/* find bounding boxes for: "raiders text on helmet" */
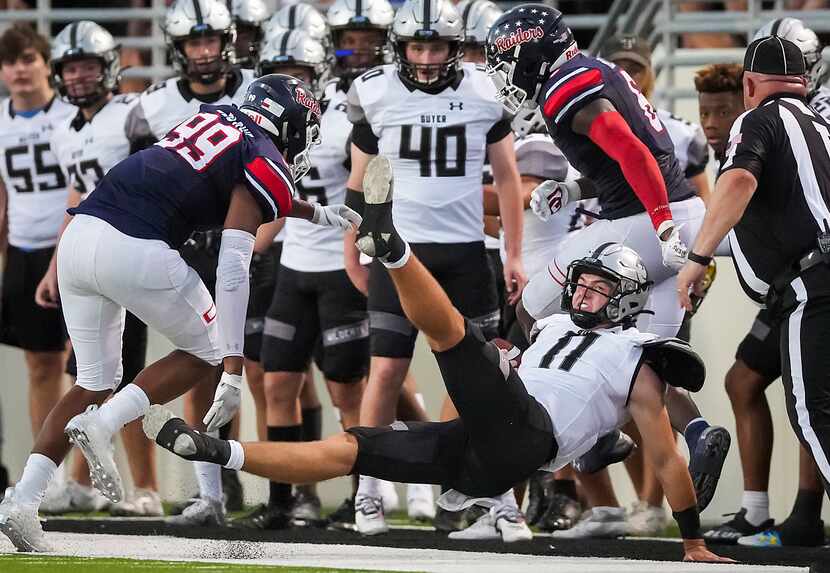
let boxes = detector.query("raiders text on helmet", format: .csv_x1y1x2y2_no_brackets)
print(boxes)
51,21,121,107
485,3,576,114
164,0,237,85
753,17,828,95
562,243,652,329
258,29,328,95
391,0,465,90
240,73,322,182
228,0,269,68
327,0,394,83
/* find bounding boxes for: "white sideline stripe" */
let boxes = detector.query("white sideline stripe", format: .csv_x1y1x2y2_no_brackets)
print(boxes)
7,532,806,573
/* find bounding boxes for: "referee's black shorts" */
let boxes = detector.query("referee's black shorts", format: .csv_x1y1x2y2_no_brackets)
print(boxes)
367,242,499,358
348,321,557,497
0,244,67,352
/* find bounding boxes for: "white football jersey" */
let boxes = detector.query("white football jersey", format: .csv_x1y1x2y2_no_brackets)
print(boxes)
518,314,656,471
657,108,708,179
0,96,76,249
125,68,256,143
348,63,507,243
810,85,830,123
281,82,350,272
51,94,139,198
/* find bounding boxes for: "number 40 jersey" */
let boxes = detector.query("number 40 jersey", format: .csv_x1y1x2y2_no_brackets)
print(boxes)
348,63,511,244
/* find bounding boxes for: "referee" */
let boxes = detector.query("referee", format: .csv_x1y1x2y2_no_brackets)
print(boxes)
677,36,830,496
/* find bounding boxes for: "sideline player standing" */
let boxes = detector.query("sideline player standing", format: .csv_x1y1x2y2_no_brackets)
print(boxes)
0,24,76,510
36,21,162,518
125,0,256,525
678,36,830,507
344,0,525,535
145,155,733,564
0,74,359,553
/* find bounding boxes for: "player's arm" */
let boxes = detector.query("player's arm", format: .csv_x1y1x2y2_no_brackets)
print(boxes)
0,178,7,255
34,184,83,308
488,132,526,304
571,98,674,238
689,172,711,205
629,365,734,563
124,100,157,153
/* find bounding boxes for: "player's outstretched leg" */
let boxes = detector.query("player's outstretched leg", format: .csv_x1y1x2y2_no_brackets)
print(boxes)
143,405,358,485
356,156,465,353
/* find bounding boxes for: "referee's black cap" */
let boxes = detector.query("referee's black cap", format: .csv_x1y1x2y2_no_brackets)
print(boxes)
744,36,806,76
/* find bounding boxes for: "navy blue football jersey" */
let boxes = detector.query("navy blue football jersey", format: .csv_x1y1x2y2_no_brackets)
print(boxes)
537,54,693,219
71,104,295,248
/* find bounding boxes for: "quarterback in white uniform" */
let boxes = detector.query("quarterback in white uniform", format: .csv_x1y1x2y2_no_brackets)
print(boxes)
35,21,162,518
0,24,75,509
126,0,257,526
145,163,734,564
343,0,525,535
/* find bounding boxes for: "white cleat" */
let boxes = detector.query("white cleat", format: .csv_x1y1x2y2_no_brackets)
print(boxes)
551,506,629,539
627,501,668,536
0,488,51,552
377,479,400,513
166,497,224,527
65,407,124,504
38,482,73,515
355,494,388,536
110,488,164,517
406,483,436,522
448,509,500,540
449,505,533,543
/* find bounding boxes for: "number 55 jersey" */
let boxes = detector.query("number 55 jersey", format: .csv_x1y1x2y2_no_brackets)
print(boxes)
70,104,295,248
348,62,511,243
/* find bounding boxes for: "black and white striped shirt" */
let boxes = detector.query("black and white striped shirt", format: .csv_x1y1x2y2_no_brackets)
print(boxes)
720,93,830,304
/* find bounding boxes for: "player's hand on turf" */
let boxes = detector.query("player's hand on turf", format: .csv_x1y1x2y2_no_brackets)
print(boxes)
659,224,688,271
204,372,243,432
530,180,576,221
676,259,709,313
504,257,527,306
35,268,60,309
311,204,362,230
682,539,736,563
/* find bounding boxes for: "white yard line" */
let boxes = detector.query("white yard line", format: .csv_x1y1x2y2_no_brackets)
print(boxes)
1,532,808,573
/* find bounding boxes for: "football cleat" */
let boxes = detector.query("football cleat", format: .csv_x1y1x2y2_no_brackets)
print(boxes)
355,494,388,535
689,425,731,512
65,406,124,504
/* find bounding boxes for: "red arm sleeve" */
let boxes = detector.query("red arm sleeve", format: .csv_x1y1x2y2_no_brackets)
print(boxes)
587,110,673,232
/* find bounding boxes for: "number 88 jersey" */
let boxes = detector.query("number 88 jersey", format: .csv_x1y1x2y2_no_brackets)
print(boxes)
348,63,509,244
0,97,76,249
538,54,693,221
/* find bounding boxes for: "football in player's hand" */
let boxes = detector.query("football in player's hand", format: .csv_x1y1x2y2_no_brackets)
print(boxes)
492,338,522,368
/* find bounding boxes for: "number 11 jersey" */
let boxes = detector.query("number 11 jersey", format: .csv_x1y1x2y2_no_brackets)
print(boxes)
348,63,510,244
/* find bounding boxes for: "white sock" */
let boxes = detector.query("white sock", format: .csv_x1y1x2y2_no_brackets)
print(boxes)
358,475,381,498
742,490,770,526
495,489,518,510
224,440,245,471
194,461,223,502
96,384,150,435
381,241,411,269
15,454,57,506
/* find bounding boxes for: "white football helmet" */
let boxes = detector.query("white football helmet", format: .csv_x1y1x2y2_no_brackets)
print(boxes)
228,0,269,68
164,0,236,84
264,3,330,54
51,21,120,106
258,29,328,95
327,0,394,82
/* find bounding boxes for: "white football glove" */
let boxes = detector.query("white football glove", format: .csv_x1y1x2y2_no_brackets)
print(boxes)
311,203,362,230
203,372,243,432
659,223,689,272
530,179,580,222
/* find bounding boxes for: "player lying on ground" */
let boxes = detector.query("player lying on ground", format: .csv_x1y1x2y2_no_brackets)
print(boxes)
145,156,732,563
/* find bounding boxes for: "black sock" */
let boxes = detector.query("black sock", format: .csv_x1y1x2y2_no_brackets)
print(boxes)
219,418,233,440
788,488,824,525
266,425,302,508
301,407,323,442
555,479,578,501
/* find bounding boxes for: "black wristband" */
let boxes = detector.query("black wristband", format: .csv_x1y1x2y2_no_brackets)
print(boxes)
687,251,712,266
673,507,702,539
345,188,365,217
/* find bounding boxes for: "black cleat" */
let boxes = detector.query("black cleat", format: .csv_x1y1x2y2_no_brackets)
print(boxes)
326,497,356,531
525,471,551,526
538,493,582,532
689,425,731,512
433,506,466,533
572,430,636,474
292,491,322,526
230,503,293,530
356,156,407,265
222,468,244,512
703,508,773,544
142,405,231,466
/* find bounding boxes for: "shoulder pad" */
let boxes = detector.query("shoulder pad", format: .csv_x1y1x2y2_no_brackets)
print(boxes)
112,93,139,105
641,338,705,392
144,80,167,95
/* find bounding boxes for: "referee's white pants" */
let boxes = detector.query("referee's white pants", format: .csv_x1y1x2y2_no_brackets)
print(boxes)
58,215,221,392
522,196,706,338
